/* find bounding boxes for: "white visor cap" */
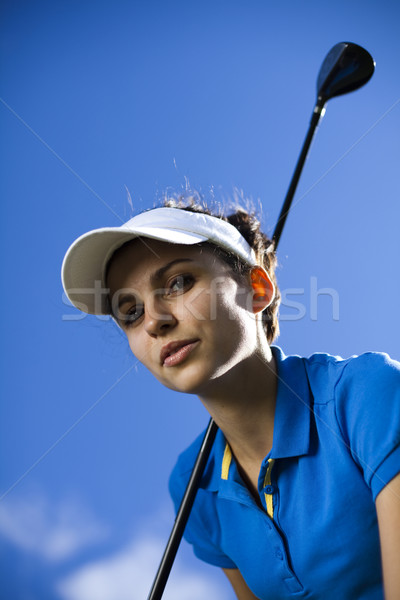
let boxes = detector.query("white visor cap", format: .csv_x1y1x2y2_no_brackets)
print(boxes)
61,207,258,315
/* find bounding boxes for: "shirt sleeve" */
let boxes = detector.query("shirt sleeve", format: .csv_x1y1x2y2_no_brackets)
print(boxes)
334,352,400,500
168,458,237,569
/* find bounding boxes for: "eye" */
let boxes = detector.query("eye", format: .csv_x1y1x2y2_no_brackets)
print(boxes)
166,274,195,295
120,304,144,328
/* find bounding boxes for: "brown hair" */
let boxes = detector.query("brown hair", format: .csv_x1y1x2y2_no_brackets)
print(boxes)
162,195,280,343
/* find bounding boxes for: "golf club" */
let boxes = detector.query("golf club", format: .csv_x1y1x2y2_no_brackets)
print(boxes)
273,41,375,246
147,41,375,600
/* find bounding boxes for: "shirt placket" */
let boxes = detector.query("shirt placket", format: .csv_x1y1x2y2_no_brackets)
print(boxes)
257,457,304,595
260,458,276,518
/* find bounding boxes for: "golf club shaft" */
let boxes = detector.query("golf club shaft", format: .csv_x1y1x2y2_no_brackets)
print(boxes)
146,101,324,597
147,418,219,600
273,99,325,247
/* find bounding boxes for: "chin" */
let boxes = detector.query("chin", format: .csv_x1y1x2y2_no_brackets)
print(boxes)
156,365,212,396
160,377,205,396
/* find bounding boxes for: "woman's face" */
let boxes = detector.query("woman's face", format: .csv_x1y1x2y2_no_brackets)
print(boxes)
107,238,260,396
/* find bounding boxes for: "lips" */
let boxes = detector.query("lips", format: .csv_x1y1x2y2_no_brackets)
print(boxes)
160,339,199,367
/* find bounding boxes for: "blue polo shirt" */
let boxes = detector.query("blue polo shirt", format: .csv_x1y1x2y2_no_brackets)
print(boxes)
169,347,400,599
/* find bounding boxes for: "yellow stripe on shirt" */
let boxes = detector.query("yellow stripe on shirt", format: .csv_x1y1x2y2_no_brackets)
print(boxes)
263,459,275,519
221,443,232,480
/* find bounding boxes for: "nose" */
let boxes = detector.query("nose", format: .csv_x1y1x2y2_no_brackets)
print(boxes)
144,297,177,338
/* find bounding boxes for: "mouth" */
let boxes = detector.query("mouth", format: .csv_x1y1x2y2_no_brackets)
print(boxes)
160,339,200,367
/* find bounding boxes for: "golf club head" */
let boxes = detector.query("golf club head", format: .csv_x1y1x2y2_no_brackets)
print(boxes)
317,42,375,105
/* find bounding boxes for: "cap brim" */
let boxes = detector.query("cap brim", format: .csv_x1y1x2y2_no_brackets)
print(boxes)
61,225,207,315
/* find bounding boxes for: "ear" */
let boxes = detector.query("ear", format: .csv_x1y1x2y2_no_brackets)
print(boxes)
249,266,275,313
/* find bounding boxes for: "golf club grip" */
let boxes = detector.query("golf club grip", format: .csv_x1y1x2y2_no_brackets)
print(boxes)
273,102,325,247
147,418,219,600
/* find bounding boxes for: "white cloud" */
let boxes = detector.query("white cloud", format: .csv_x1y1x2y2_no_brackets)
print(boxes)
0,492,108,562
57,534,232,600
0,493,232,599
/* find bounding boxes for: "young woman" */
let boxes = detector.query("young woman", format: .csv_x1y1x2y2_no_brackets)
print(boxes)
62,199,400,600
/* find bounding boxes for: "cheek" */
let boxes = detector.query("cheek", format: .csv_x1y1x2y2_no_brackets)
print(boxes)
215,282,251,323
177,287,213,321
214,287,257,347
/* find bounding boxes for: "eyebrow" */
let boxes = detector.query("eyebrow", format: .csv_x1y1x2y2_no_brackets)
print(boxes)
150,258,194,286
116,258,194,310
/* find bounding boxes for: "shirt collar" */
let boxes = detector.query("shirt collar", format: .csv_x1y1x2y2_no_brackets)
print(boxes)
269,346,312,460
200,346,312,492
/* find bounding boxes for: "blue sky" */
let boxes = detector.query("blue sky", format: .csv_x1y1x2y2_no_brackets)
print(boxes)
1,1,399,598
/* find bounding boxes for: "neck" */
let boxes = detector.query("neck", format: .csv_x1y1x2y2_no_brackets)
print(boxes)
198,345,277,467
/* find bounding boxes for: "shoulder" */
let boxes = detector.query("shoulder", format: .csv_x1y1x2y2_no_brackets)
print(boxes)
303,349,400,438
302,349,400,404
332,351,400,445
330,350,400,415
301,349,400,499
317,350,400,498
